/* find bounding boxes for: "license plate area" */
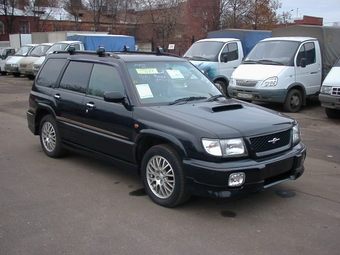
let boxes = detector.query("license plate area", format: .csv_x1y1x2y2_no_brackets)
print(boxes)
237,93,253,99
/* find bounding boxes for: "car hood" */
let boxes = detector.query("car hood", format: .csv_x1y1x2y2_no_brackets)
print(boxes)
139,99,293,138
5,56,24,64
322,66,340,86
20,56,39,65
232,64,287,80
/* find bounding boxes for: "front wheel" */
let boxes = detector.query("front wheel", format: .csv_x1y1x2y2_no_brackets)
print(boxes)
325,108,340,119
214,80,228,95
141,144,190,207
39,115,67,158
283,89,302,112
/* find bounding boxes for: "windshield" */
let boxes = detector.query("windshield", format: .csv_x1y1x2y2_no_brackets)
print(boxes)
47,43,69,54
126,60,223,105
183,41,224,61
29,45,52,56
15,46,33,56
245,40,300,66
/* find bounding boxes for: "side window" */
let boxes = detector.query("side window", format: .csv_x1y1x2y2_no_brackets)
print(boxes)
36,59,67,87
59,61,93,93
297,42,316,66
304,42,316,65
220,42,238,62
88,64,124,97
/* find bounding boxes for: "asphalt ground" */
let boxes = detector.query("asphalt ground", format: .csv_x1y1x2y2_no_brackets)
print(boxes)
0,74,339,255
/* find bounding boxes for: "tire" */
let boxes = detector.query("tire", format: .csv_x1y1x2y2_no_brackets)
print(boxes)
283,89,302,112
27,74,35,80
325,108,340,119
39,115,67,158
13,73,20,77
214,80,228,95
141,144,190,207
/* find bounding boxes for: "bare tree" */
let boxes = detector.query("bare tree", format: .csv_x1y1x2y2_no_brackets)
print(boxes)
61,0,85,30
0,0,24,34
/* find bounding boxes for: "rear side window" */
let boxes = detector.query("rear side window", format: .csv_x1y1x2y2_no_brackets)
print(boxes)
59,61,93,93
36,59,67,87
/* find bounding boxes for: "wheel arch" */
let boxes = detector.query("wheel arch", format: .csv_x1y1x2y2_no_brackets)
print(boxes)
33,104,57,134
286,83,307,106
135,130,187,175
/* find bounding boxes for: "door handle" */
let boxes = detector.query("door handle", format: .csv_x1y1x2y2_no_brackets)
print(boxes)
54,94,61,99
86,102,95,108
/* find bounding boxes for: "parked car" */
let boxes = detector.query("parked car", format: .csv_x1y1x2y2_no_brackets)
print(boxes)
0,47,16,75
19,43,53,80
4,44,38,77
31,41,85,77
27,47,306,207
319,58,340,118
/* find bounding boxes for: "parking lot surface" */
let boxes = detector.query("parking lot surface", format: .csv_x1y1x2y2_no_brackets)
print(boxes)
0,75,339,255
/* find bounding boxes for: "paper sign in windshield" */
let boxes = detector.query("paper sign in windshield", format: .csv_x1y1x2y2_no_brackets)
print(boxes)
166,69,184,79
136,84,153,99
136,68,158,74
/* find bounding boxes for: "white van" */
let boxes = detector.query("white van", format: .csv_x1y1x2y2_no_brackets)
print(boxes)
228,37,322,112
319,58,340,118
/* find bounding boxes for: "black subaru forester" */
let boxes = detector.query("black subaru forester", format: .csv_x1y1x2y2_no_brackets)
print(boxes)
27,48,306,207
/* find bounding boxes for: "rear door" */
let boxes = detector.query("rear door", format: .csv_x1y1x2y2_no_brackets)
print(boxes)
52,60,93,144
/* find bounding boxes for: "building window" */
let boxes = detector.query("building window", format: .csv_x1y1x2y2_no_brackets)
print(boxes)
202,11,208,19
19,21,30,34
0,21,4,34
54,25,62,31
193,11,198,17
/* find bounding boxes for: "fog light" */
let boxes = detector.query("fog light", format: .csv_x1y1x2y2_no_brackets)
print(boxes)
229,172,245,187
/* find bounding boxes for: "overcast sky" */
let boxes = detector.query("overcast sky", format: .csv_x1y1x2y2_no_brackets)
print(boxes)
278,0,340,25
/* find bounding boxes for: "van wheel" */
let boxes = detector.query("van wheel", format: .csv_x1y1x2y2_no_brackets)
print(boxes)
141,144,190,207
283,89,302,112
214,80,228,95
325,108,340,119
39,115,67,158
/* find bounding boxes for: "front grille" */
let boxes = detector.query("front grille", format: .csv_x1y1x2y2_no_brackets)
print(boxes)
236,80,257,87
20,64,27,68
331,87,340,96
248,129,291,157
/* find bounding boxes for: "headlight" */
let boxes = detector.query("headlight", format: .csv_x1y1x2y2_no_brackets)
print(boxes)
229,78,234,86
12,64,18,67
202,138,248,157
261,76,278,87
320,85,332,94
292,124,301,146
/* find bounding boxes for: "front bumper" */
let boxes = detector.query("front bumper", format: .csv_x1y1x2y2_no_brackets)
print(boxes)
183,143,306,198
319,93,340,110
228,87,287,103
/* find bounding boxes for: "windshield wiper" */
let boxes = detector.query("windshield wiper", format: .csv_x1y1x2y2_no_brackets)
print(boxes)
258,59,284,65
205,94,226,102
169,96,207,105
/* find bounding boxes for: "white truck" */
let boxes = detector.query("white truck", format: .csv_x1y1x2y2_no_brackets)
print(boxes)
183,29,271,94
319,58,340,118
228,25,340,112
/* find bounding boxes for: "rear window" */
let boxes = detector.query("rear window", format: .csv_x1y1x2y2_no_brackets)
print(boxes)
36,59,67,87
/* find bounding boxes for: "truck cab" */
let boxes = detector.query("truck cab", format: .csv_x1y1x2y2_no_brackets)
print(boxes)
228,37,322,112
183,38,244,94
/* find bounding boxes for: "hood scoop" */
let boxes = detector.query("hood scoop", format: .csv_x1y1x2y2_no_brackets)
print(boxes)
200,104,243,113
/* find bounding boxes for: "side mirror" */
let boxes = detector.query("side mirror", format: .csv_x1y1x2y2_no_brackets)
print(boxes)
103,91,125,103
300,58,306,68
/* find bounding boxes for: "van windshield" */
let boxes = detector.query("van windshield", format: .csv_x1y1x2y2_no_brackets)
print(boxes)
183,41,224,61
244,40,300,66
